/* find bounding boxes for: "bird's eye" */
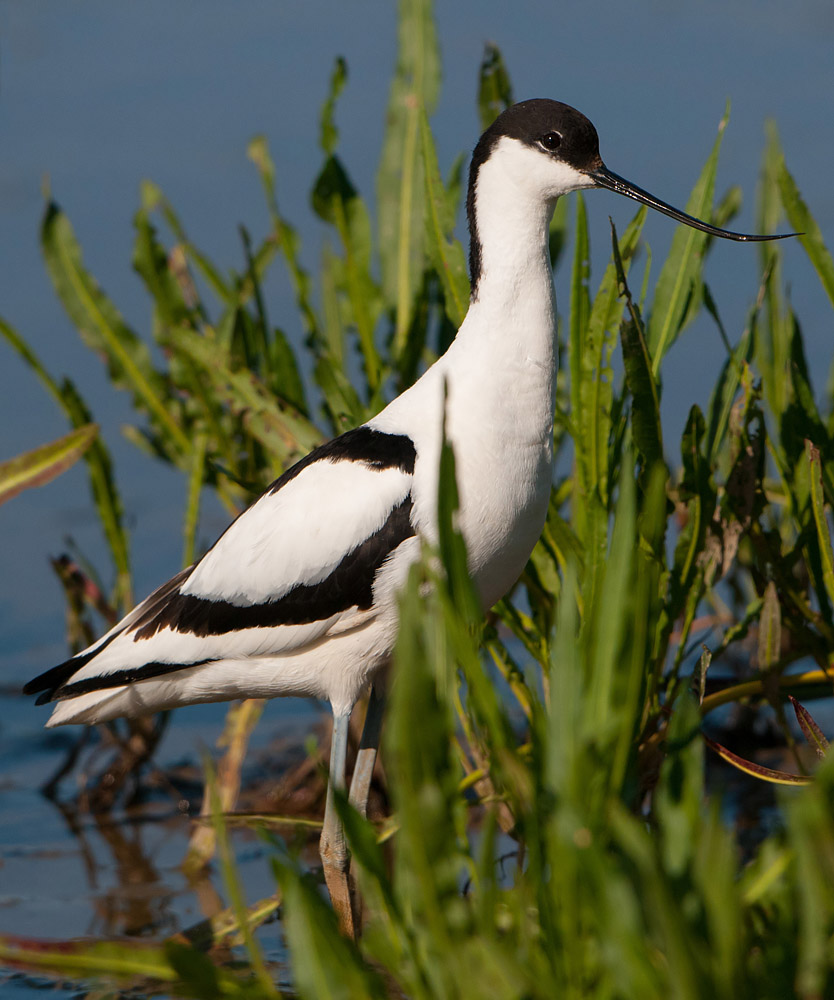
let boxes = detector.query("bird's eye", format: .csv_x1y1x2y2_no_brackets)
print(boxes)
539,131,562,151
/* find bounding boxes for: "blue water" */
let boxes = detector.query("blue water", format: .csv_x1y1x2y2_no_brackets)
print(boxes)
0,1,833,990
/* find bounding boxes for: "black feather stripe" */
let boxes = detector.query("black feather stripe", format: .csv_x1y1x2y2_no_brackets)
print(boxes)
267,426,416,496
50,658,216,701
134,495,416,640
23,567,193,700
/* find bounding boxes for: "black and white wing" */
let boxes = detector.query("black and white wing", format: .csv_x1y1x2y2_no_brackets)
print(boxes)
24,427,417,717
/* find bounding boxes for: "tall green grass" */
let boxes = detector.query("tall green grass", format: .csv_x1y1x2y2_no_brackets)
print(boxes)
3,0,834,995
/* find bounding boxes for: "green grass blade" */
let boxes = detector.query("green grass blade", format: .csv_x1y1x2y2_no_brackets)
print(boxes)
569,192,591,433
314,351,369,431
206,762,281,998
133,200,197,331
273,853,386,1000
582,458,636,742
313,153,383,393
0,935,182,983
775,137,834,309
755,124,793,423
0,316,75,410
419,106,470,329
41,201,189,456
320,243,346,367
238,225,274,376
705,319,753,462
248,135,321,343
477,42,513,130
376,0,440,353
669,406,713,629
319,56,348,156
0,424,97,507
312,59,384,394
611,221,663,474
806,439,834,612
0,317,132,605
173,326,322,471
140,180,233,305
647,103,729,373
577,205,646,510
182,431,207,568
786,757,834,998
758,581,781,670
269,326,308,416
59,381,133,608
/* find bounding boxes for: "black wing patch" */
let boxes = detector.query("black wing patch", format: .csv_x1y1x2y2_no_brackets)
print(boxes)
267,426,416,496
23,567,193,702
134,496,415,639
49,657,217,701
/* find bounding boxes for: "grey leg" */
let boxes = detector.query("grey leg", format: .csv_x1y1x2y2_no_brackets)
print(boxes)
320,709,356,936
320,686,386,937
348,683,385,818
345,682,386,932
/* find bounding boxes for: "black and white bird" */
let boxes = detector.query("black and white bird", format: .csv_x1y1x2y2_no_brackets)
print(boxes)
24,99,787,930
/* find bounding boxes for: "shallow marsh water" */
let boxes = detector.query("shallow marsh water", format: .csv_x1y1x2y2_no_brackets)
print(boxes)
0,694,324,996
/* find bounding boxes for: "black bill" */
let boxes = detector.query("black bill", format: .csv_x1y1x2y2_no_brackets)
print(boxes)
590,164,795,242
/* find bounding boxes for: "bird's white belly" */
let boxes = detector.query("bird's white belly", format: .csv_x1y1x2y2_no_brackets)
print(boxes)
388,345,555,612
456,431,552,608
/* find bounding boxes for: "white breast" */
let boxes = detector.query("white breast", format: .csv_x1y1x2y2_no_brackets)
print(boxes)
371,284,556,611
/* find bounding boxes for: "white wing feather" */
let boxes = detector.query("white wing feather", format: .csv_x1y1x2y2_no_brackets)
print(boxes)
183,460,411,603
43,454,414,691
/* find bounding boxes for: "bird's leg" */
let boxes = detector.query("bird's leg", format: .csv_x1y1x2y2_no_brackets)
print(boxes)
320,686,386,936
320,709,357,936
345,682,385,930
348,682,385,818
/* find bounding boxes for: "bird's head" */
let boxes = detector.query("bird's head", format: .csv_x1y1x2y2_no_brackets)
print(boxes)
467,97,794,242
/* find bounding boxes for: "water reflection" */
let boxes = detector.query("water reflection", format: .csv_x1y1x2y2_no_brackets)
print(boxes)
0,695,321,965
50,798,188,938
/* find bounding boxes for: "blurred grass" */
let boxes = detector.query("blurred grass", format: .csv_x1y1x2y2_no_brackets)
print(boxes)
3,0,834,996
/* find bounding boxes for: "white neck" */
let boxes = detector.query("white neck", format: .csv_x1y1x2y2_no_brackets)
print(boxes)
370,139,562,605
455,137,557,374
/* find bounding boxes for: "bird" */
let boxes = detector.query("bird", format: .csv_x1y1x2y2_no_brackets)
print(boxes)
24,99,789,934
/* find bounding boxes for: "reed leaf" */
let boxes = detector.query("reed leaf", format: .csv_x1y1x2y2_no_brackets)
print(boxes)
647,102,729,372
0,424,97,507
704,735,811,786
774,133,834,309
419,107,470,330
140,180,234,305
612,221,663,476
41,201,190,456
806,439,834,613
247,135,321,344
172,326,322,471
790,696,830,760
477,42,513,131
376,0,440,353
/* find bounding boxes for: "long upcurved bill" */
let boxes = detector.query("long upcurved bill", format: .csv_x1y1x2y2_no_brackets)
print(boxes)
590,164,796,242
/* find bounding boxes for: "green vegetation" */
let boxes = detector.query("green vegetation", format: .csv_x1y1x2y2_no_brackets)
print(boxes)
3,0,834,996
0,423,97,507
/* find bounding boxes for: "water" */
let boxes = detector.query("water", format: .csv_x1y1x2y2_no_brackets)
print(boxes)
0,691,318,993
1,1,833,992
